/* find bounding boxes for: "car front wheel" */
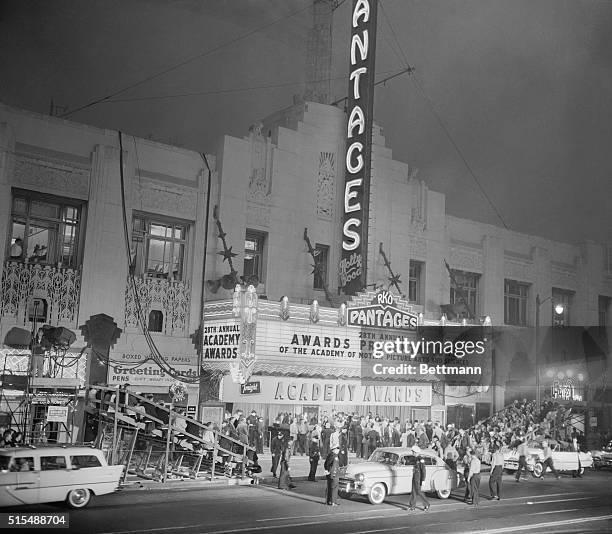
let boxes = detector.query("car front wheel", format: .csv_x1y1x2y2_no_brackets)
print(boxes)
437,488,451,499
367,482,387,505
532,462,543,478
66,488,92,508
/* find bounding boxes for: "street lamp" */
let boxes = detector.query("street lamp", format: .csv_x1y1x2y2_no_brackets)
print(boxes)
535,294,564,410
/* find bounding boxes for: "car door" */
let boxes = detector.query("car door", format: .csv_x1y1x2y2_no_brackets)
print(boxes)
421,455,442,491
394,455,415,494
3,454,40,505
552,447,577,471
38,454,69,504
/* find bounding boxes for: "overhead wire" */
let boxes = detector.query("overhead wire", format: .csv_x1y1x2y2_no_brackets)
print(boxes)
60,1,313,119
379,1,509,231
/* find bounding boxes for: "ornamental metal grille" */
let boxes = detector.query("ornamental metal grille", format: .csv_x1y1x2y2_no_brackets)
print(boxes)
124,275,191,336
1,261,81,326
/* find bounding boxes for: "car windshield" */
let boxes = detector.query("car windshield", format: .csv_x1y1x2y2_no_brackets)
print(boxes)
369,451,399,465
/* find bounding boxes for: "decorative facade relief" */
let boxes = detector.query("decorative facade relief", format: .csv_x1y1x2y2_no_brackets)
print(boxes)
124,276,191,336
132,177,197,218
408,170,427,231
504,259,531,281
449,246,483,272
247,123,273,202
317,151,335,219
0,261,81,327
13,155,89,198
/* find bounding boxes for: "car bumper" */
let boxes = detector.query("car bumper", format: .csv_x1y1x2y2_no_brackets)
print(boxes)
338,478,368,495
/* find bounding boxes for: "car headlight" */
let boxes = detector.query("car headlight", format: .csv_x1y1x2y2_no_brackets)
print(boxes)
355,473,365,482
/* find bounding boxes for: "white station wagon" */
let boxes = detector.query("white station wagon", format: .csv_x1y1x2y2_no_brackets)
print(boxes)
0,446,123,508
339,447,459,505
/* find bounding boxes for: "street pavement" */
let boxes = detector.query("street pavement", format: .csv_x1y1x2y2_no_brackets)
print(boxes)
5,467,612,533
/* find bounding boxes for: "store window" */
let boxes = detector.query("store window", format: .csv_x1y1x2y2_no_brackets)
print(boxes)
504,279,529,326
131,215,187,281
552,288,573,326
408,261,424,304
8,190,83,268
244,230,266,285
449,270,480,316
313,244,329,290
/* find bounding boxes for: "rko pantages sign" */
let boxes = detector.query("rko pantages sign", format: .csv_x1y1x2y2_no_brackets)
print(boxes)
348,290,418,330
339,0,378,295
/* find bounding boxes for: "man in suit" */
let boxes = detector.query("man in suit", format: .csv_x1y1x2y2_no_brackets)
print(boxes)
270,430,284,478
467,449,482,506
308,438,321,481
278,440,296,490
408,445,430,512
324,445,341,506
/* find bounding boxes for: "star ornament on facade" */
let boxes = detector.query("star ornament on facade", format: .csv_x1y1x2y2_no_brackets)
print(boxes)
218,247,237,262
388,273,402,286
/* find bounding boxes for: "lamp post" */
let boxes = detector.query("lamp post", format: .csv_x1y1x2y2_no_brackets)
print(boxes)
535,294,565,410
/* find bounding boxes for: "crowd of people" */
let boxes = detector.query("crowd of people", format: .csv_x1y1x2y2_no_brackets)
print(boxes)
246,397,596,508
0,427,24,448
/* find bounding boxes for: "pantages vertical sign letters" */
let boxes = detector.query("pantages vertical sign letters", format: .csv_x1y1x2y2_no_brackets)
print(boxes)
340,0,378,295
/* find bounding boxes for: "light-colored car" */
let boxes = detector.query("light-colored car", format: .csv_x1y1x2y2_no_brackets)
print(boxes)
338,447,459,505
0,446,123,508
591,442,612,469
503,440,593,478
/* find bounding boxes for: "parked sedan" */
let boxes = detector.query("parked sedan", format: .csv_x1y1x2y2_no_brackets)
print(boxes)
504,439,593,478
338,447,459,505
587,441,612,470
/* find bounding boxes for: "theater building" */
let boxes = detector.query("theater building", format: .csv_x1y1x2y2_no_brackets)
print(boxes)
0,96,611,433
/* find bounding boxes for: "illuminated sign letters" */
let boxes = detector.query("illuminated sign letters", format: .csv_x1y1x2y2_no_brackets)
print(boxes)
340,0,378,295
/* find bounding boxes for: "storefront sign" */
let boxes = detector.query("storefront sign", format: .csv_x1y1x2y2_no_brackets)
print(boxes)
47,406,69,423
240,381,261,395
225,376,431,407
202,322,240,359
108,352,199,386
340,0,378,295
347,290,418,330
551,378,582,401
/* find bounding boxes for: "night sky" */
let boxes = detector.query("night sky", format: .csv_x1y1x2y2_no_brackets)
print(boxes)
1,0,610,245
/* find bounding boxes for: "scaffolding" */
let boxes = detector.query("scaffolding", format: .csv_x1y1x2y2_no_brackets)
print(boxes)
84,386,257,483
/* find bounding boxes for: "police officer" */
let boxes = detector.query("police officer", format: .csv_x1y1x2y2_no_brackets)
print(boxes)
408,445,430,512
324,445,341,506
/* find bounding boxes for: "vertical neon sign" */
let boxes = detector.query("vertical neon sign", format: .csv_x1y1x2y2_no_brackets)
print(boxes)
339,0,378,295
